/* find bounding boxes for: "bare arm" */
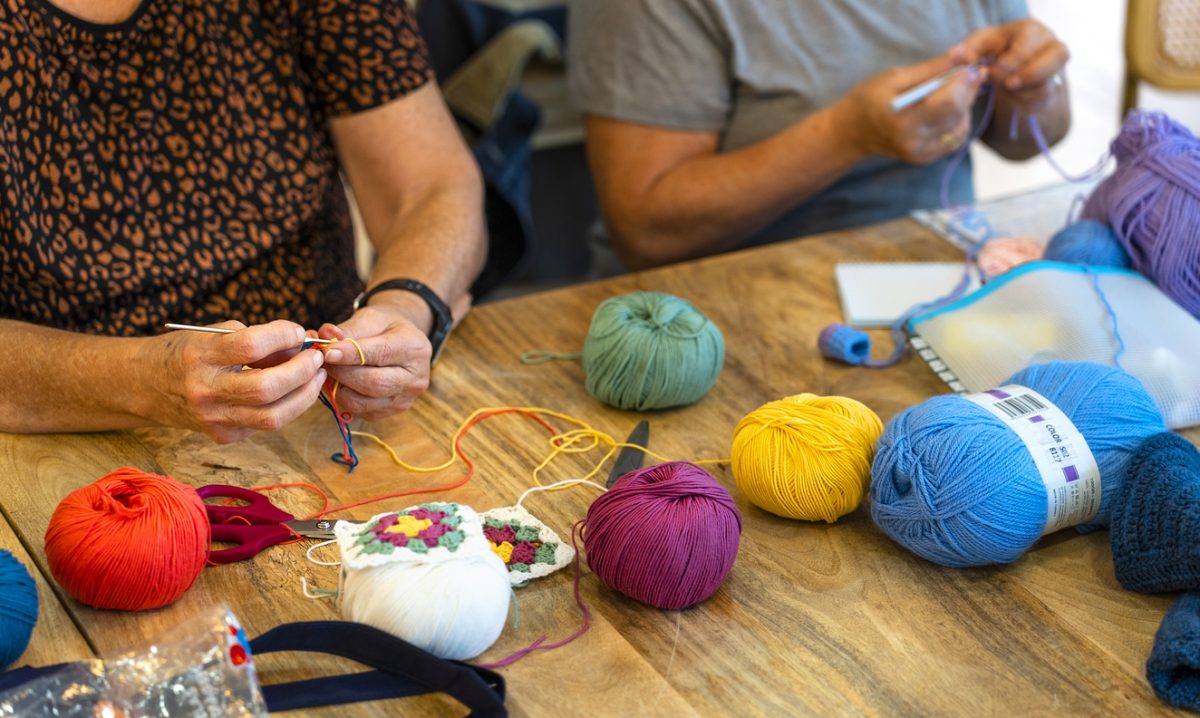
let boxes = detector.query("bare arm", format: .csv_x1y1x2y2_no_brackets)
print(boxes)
0,319,325,442
587,48,986,270
318,81,487,420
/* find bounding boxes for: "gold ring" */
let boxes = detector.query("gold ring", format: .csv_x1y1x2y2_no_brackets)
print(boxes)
940,132,958,151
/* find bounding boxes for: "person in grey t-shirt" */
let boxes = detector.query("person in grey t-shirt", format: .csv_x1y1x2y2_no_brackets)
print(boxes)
568,1,1070,272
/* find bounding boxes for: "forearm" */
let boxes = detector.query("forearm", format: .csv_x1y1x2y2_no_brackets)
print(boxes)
0,320,164,433
365,170,487,330
603,105,864,269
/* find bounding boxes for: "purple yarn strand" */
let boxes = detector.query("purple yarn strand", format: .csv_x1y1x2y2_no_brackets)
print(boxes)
474,519,592,670
1028,114,1112,183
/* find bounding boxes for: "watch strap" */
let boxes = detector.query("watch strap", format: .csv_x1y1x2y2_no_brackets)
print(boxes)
354,279,453,363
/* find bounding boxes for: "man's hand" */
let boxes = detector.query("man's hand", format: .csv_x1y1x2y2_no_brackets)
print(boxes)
151,320,326,443
835,45,986,165
318,303,433,421
965,19,1069,113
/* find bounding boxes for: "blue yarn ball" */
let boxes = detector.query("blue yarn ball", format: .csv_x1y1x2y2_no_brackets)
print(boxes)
0,549,38,669
870,362,1165,568
1043,220,1132,269
581,292,725,411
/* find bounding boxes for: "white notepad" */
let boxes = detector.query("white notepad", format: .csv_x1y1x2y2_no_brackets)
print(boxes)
835,262,980,327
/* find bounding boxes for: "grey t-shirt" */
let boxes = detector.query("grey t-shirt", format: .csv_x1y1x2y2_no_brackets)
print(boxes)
569,0,1027,253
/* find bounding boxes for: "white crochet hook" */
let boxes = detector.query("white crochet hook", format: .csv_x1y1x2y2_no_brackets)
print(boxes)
891,63,980,112
164,323,333,345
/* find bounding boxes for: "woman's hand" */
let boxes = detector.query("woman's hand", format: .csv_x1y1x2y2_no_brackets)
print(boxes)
834,44,986,165
151,320,326,443
317,303,434,421
965,19,1070,112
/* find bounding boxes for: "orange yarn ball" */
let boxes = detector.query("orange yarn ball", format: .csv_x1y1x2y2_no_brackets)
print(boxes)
45,468,210,611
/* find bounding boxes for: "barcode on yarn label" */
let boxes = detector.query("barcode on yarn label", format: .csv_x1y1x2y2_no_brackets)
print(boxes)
964,384,1101,535
992,393,1047,420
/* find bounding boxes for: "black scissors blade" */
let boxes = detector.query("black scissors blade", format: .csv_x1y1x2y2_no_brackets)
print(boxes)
608,420,650,488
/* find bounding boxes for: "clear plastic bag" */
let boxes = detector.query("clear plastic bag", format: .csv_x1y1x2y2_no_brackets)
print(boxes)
0,605,265,717
910,261,1200,429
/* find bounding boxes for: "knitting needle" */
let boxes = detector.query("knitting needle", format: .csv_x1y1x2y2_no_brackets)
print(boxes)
890,63,980,112
164,323,333,344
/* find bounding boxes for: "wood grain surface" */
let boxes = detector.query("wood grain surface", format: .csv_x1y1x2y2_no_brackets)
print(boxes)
0,198,1193,716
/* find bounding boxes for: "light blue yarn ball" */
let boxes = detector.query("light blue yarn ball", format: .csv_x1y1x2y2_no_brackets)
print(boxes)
1043,220,1133,269
870,362,1165,568
582,292,725,411
0,549,38,669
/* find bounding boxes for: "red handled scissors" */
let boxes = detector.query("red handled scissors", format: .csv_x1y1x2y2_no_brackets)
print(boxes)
197,484,356,565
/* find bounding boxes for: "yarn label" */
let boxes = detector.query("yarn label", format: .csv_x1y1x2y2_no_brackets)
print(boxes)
964,384,1101,535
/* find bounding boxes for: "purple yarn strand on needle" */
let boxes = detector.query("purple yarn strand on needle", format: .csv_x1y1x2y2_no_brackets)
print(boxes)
583,461,742,610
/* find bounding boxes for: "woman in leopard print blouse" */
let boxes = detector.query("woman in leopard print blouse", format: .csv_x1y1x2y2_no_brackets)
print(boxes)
0,0,486,441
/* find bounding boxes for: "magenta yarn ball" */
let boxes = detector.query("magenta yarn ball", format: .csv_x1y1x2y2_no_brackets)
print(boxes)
583,461,742,610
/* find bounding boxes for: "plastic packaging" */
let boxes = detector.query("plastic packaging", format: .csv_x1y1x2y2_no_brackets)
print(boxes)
0,605,265,717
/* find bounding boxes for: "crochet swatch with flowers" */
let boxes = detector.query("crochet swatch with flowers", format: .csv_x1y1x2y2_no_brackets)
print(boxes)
335,503,495,570
481,504,574,586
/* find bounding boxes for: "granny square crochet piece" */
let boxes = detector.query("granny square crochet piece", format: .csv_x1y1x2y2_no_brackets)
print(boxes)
480,504,575,587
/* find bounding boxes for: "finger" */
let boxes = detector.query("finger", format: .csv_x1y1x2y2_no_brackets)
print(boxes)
995,25,1054,82
324,328,431,368
325,363,429,403
221,347,325,406
324,383,423,421
225,367,327,433
909,66,980,130
961,25,1011,59
210,320,306,365
1006,43,1069,91
317,322,348,342
887,45,965,92
247,345,304,370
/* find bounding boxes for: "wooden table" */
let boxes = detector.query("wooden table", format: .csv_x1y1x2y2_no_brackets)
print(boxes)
0,190,1191,716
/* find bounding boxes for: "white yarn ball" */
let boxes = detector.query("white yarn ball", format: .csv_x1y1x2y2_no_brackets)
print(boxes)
340,547,511,660
332,504,514,660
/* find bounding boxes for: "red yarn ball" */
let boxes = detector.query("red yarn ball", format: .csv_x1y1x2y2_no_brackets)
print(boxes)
583,461,742,610
45,468,210,611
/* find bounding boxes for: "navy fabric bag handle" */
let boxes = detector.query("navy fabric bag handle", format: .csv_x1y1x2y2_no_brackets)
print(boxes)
0,622,506,716
250,621,506,716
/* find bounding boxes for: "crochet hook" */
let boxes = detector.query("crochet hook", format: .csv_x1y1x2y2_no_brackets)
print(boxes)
890,63,980,112
163,323,333,344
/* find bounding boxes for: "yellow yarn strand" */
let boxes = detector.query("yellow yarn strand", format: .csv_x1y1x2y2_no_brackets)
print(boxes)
351,406,728,489
731,394,883,523
327,336,367,405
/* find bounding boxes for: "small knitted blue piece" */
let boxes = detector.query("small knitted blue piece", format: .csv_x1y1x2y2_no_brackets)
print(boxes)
1110,432,1200,593
818,324,871,365
1147,592,1200,712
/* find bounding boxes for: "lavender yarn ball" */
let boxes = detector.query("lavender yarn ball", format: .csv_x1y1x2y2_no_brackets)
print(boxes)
1082,111,1200,315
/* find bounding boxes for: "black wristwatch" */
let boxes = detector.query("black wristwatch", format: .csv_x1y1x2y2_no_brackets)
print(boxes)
353,279,453,364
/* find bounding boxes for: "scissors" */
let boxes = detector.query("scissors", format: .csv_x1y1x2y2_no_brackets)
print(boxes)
197,484,355,564
607,420,650,488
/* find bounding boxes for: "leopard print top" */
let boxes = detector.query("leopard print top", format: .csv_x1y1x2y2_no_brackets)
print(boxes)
0,0,434,336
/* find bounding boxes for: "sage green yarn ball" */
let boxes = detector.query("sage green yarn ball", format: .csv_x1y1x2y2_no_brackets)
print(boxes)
581,292,725,410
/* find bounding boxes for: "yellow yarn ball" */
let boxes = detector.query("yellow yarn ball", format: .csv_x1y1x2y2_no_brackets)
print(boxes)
731,394,883,522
